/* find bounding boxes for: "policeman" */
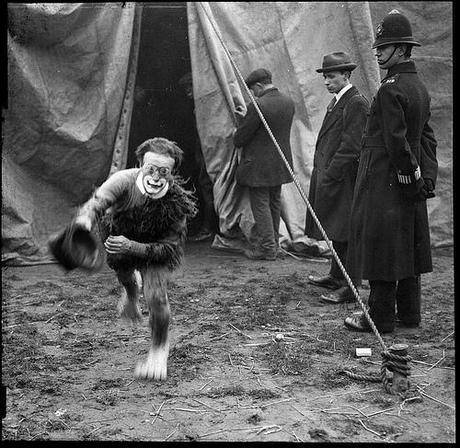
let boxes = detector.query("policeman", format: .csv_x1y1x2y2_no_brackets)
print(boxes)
343,10,438,333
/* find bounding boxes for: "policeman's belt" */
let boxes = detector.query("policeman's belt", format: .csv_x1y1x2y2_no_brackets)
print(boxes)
362,136,420,150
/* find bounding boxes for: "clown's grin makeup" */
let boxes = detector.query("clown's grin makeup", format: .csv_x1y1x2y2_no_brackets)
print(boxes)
144,176,168,195
136,152,176,199
136,172,170,199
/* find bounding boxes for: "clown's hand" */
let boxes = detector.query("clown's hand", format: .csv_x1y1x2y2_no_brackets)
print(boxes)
104,235,132,255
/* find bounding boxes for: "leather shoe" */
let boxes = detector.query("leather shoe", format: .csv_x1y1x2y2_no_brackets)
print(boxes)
344,313,393,333
308,274,345,290
321,286,355,304
244,248,277,261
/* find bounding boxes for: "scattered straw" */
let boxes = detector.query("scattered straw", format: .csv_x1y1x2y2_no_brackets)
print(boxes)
427,350,446,371
256,424,282,435
173,407,208,413
416,387,455,410
260,398,293,408
164,424,179,441
440,330,454,343
358,419,382,437
192,398,223,413
151,400,167,425
209,332,231,341
198,427,255,439
290,404,305,416
365,407,395,418
229,323,253,339
199,379,213,391
292,431,304,442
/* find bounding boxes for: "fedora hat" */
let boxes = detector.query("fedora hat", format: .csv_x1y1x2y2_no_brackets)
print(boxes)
372,9,421,49
316,52,357,73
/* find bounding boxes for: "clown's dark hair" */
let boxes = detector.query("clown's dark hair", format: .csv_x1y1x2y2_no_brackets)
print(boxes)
135,137,184,169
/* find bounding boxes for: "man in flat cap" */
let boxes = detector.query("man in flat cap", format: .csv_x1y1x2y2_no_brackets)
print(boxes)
344,10,438,333
305,52,369,303
233,68,295,260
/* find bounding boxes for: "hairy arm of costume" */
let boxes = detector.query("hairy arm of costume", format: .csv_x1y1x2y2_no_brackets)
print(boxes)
324,96,369,181
127,217,187,267
76,170,134,229
233,102,261,148
379,85,422,192
419,114,438,188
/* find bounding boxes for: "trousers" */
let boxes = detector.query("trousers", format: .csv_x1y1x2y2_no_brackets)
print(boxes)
329,240,348,279
368,276,421,331
248,185,282,253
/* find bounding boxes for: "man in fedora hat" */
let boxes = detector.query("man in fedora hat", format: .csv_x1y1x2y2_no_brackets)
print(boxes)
233,68,295,260
344,10,438,333
305,52,369,303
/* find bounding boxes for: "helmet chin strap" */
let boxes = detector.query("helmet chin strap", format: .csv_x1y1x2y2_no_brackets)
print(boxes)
378,45,398,66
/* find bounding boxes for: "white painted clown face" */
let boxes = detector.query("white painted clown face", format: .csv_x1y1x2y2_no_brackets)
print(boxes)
136,151,175,199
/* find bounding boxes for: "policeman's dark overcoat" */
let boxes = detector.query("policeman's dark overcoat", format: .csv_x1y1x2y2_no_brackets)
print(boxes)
233,87,295,187
305,86,369,242
346,61,438,282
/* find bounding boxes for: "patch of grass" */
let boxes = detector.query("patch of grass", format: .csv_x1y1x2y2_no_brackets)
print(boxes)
95,390,120,406
257,341,313,376
318,367,354,389
92,378,126,390
205,385,245,398
169,343,212,379
247,413,263,424
246,388,281,400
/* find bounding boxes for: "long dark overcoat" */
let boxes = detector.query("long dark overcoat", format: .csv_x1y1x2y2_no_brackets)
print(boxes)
305,86,369,241
233,87,295,187
346,61,438,282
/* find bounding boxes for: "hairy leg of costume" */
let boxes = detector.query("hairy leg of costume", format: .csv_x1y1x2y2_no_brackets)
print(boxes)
115,268,143,323
134,266,171,380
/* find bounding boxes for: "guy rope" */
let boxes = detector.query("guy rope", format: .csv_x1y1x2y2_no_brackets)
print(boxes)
197,2,411,394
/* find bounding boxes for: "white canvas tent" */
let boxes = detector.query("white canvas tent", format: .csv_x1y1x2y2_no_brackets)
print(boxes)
2,2,452,265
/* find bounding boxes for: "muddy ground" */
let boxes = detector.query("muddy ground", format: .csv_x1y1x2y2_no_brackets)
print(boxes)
1,242,455,442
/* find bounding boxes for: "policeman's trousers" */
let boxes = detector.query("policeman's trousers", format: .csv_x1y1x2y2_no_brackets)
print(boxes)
368,276,421,331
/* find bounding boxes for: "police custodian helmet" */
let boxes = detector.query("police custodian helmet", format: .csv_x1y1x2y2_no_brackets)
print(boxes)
372,9,421,49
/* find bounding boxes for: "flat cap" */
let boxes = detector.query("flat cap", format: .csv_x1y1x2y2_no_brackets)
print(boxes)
244,68,272,87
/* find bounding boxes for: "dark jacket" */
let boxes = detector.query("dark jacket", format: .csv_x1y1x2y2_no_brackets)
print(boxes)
346,61,438,282
305,85,369,241
233,87,295,187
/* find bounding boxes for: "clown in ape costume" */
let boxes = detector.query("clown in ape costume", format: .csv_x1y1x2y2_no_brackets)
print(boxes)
75,137,197,380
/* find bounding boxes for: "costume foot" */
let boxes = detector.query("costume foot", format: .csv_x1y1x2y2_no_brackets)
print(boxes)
134,343,169,381
117,292,143,323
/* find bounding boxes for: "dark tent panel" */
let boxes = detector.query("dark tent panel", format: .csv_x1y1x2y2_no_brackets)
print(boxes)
3,2,452,265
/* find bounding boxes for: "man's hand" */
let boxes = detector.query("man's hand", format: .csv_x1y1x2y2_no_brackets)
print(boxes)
234,105,246,118
104,235,132,255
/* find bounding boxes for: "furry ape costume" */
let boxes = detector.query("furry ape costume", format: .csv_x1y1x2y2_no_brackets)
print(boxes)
75,138,197,380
